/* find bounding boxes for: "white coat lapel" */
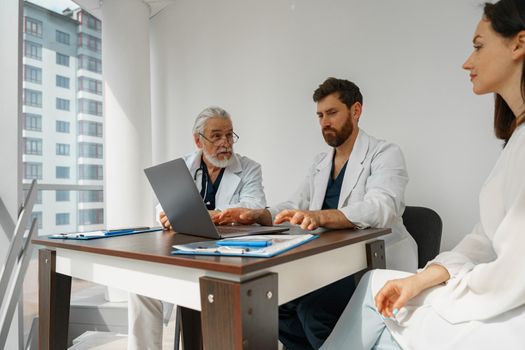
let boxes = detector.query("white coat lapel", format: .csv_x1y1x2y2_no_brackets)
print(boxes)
338,129,368,208
215,154,242,209
310,149,333,210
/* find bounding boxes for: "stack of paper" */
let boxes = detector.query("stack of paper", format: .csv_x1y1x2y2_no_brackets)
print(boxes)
172,234,318,258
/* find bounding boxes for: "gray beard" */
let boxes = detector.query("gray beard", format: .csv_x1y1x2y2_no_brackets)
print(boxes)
202,148,233,168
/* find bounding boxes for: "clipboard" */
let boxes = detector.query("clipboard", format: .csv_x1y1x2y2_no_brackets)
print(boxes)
48,227,163,240
172,234,318,258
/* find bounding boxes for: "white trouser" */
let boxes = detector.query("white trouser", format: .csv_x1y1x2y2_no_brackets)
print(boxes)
128,293,164,350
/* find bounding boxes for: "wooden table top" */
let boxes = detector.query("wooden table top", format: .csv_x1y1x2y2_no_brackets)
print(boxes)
32,227,390,275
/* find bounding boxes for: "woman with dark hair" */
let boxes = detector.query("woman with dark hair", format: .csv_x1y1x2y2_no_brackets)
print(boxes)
320,0,525,349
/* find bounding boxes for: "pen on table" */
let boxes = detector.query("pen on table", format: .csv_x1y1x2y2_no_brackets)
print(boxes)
216,240,271,247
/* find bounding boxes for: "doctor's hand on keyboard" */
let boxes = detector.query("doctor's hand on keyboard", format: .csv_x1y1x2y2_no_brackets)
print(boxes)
214,208,273,226
160,210,222,231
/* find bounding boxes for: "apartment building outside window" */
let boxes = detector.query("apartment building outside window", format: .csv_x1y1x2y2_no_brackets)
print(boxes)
77,10,101,31
78,142,102,158
23,88,42,107
56,97,70,111
78,77,102,95
24,65,42,84
78,120,102,137
24,16,42,37
24,40,42,60
78,32,101,52
56,120,70,133
56,213,70,225
78,98,102,116
24,137,43,155
56,143,70,156
79,208,103,225
56,75,70,88
56,166,70,179
56,190,70,202
56,52,70,66
24,113,42,131
78,54,102,73
78,164,103,180
79,190,103,202
24,162,42,180
56,30,70,45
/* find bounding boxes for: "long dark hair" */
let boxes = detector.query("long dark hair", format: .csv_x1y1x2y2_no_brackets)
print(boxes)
484,0,525,143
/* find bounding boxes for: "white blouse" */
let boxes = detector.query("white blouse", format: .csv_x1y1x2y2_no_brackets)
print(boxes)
379,124,525,349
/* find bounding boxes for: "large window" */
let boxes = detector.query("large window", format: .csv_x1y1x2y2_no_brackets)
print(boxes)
24,137,42,155
23,89,42,107
23,40,42,60
78,164,103,180
56,120,70,133
56,143,70,156
56,98,70,111
56,75,70,88
23,162,42,180
78,77,102,95
24,113,42,131
24,65,42,84
56,30,70,45
24,16,42,37
78,142,103,158
78,55,102,73
79,208,104,225
79,190,103,202
78,98,102,116
56,53,70,66
78,120,102,137
56,166,70,179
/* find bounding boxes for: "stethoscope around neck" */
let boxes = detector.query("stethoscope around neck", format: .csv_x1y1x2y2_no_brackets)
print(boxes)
193,166,211,206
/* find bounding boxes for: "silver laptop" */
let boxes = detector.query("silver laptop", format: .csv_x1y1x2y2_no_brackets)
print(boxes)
144,158,288,239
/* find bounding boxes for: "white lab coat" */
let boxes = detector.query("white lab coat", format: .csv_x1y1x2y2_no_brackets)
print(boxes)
155,151,266,220
376,124,525,349
271,129,418,273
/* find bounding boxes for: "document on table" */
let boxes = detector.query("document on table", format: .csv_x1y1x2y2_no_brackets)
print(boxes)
172,234,318,258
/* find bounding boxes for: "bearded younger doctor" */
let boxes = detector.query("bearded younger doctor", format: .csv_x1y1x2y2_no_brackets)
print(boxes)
127,106,267,350
217,78,418,350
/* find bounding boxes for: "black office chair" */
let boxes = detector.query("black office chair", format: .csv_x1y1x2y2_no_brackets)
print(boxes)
402,206,443,268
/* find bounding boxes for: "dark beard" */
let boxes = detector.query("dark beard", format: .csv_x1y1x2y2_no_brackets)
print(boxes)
322,118,353,147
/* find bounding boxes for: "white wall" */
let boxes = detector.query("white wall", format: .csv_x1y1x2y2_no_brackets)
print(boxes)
150,0,501,250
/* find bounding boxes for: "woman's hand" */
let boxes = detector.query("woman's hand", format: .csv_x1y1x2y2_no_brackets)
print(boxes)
374,275,423,317
375,264,450,317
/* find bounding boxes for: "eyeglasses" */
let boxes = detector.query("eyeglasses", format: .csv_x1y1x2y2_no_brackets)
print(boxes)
199,131,239,145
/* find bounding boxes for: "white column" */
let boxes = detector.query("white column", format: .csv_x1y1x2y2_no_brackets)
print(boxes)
0,0,22,348
102,0,154,228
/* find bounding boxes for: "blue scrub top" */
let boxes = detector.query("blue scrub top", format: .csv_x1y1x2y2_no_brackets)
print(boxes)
322,159,348,210
200,160,225,210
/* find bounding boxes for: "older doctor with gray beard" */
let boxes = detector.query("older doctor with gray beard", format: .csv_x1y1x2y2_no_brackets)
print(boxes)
128,106,267,350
